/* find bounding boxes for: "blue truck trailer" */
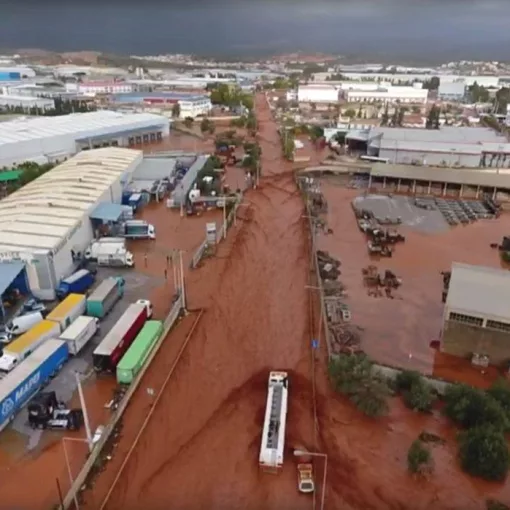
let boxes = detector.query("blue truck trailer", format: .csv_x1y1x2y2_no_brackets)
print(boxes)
56,269,95,300
0,339,69,432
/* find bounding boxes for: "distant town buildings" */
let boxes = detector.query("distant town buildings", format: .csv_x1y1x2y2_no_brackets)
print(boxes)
437,81,467,101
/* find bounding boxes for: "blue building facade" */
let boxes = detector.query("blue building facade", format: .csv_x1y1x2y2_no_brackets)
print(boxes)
0,72,21,81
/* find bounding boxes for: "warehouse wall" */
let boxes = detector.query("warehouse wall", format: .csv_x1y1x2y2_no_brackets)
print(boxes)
378,148,481,168
442,320,510,366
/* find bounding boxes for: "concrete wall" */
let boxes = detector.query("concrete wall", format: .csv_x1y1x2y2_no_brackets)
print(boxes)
442,320,510,366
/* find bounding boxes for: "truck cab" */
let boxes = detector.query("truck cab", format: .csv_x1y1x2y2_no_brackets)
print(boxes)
136,299,153,318
0,352,18,375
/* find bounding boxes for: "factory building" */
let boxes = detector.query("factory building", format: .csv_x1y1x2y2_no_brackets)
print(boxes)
296,84,340,103
438,81,466,101
0,95,55,111
442,263,510,367
0,111,171,167
354,126,510,168
343,84,428,104
111,92,212,118
65,81,134,95
0,148,142,300
0,66,36,79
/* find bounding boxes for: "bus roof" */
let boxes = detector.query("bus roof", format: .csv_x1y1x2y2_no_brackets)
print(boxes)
0,339,66,403
116,320,163,371
6,320,60,354
46,293,85,321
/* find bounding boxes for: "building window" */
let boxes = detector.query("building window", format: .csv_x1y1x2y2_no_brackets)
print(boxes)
448,312,483,327
486,319,510,334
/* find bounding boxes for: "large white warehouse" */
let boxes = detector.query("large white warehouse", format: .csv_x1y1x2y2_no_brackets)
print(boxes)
0,148,142,299
0,110,171,168
297,84,340,103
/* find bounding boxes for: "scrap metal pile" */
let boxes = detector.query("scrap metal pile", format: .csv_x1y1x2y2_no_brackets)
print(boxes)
352,204,405,257
362,265,402,298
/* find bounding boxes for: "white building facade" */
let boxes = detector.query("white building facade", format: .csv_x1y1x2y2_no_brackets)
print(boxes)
65,81,134,96
0,95,55,111
297,84,340,103
0,110,170,168
344,85,428,104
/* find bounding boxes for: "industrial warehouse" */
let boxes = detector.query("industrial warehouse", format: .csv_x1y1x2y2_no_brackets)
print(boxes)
356,126,510,168
0,147,208,300
442,263,510,367
0,110,171,167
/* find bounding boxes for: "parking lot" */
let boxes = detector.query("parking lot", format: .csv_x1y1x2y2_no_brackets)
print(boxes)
0,266,165,457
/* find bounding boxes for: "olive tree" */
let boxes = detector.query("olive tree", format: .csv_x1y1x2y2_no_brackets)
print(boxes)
407,439,433,475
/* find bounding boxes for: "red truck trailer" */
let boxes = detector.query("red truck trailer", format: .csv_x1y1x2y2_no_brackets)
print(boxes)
92,301,151,373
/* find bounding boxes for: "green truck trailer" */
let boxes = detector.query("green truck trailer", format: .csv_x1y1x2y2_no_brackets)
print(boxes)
116,320,163,384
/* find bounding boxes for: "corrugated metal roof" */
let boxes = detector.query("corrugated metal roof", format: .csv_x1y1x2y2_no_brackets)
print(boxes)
370,162,510,188
0,110,169,145
446,263,510,321
379,139,483,155
0,261,25,296
170,155,209,205
0,170,22,182
0,148,143,253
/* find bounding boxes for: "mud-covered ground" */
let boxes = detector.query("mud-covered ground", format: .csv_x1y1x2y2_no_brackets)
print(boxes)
81,94,509,510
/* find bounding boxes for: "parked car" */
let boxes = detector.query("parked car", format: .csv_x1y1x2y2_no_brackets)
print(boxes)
22,298,46,314
297,464,315,494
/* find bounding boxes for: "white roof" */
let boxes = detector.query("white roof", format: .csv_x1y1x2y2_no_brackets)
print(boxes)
0,147,143,253
0,110,169,146
446,263,510,322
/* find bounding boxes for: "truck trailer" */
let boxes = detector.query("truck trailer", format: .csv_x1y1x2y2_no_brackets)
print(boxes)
59,316,99,355
46,293,87,332
86,277,125,319
92,301,151,373
97,250,134,268
56,269,95,300
116,320,163,384
85,240,127,260
120,220,156,240
0,339,69,431
0,320,61,375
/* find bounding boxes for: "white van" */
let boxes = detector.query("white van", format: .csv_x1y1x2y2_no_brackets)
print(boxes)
7,312,44,337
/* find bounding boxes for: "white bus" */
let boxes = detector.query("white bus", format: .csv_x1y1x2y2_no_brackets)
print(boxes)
259,371,289,473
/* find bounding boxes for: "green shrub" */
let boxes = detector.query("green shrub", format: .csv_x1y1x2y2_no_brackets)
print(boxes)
395,370,422,392
403,381,436,413
407,439,433,474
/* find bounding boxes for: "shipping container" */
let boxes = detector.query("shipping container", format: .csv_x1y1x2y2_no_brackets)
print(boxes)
92,303,148,373
86,277,125,318
59,316,98,355
0,339,69,431
46,294,86,331
0,320,61,374
116,320,163,384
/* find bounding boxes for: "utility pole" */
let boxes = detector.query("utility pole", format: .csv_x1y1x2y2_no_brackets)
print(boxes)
75,372,92,451
179,250,186,310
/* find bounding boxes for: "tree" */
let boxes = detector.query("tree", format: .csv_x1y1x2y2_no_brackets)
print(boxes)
245,111,257,131
344,108,356,119
407,439,433,474
403,381,436,413
443,384,509,431
281,129,295,160
328,354,390,418
276,97,288,110
200,117,211,133
458,426,510,481
396,370,422,392
422,76,440,90
357,105,363,118
411,105,422,114
426,106,441,129
171,102,181,118
487,378,510,423
381,104,389,126
183,117,194,129
309,126,324,142
469,82,490,103
495,87,510,114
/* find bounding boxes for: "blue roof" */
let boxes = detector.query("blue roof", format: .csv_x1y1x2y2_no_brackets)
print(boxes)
112,92,209,103
0,261,25,296
89,202,126,222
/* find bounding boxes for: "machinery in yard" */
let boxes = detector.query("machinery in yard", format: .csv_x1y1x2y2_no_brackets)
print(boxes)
27,391,83,430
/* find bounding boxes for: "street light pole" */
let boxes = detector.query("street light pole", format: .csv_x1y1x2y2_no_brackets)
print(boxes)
75,372,92,451
293,449,328,510
223,198,227,240
62,439,80,510
179,250,186,310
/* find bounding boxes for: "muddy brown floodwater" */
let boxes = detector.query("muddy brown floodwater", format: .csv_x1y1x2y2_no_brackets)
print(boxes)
84,95,510,510
84,92,317,510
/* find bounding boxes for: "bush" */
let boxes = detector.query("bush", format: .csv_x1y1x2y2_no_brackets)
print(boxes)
395,370,422,392
443,384,508,431
403,381,436,413
458,426,510,481
328,354,390,418
487,378,510,422
407,439,433,474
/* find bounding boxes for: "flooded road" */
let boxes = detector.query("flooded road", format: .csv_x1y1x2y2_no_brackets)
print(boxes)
83,96,510,510
86,93,316,510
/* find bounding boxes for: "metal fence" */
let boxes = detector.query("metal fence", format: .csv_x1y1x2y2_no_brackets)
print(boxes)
62,293,184,510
